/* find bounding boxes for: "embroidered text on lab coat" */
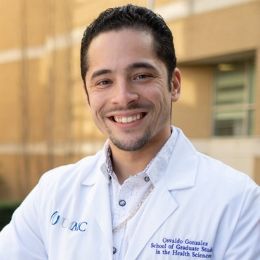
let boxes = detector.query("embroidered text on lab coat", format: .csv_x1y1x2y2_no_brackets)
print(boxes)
150,237,212,258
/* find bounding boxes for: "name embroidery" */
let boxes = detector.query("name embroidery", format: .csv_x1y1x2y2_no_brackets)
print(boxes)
150,237,212,258
50,211,87,232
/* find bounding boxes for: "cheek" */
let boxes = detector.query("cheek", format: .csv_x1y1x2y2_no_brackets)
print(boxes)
88,93,110,127
145,87,171,108
88,92,103,111
89,106,105,132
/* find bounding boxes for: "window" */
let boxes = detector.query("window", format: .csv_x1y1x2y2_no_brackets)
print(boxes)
213,60,255,136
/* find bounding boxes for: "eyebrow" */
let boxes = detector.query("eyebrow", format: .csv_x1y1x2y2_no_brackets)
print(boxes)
127,62,157,72
90,69,112,81
90,62,158,81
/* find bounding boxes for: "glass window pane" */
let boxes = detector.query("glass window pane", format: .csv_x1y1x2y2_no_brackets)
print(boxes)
213,59,255,136
215,110,246,120
216,86,244,105
216,72,244,88
214,119,244,136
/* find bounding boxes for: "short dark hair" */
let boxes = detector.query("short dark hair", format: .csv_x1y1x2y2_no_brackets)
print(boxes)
80,4,177,91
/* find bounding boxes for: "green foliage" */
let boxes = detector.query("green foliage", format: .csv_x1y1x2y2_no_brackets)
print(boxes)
0,201,20,231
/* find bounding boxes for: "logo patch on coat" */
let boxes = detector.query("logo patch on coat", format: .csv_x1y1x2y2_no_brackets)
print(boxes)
50,211,88,232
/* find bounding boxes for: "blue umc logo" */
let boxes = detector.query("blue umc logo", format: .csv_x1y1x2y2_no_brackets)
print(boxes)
50,211,87,232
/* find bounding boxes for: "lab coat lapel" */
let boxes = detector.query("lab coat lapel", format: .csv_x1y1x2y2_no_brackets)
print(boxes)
83,165,113,257
125,181,178,260
94,172,112,241
125,129,198,259
93,173,113,251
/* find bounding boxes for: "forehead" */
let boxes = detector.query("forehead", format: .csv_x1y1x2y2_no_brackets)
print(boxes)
89,28,154,50
86,29,157,71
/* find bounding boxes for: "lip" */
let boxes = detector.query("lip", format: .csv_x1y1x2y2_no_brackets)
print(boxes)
105,109,146,118
114,113,144,123
106,110,147,127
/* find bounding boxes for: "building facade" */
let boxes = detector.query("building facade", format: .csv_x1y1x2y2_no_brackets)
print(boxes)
165,0,260,184
0,0,259,201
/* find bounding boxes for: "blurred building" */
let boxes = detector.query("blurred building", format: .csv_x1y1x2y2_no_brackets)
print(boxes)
0,0,259,201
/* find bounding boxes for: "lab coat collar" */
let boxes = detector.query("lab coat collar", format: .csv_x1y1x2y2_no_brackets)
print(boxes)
126,128,198,259
164,128,198,191
79,128,198,259
80,149,109,186
81,127,198,190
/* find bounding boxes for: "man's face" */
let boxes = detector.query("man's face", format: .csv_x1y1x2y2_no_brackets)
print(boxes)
85,28,180,152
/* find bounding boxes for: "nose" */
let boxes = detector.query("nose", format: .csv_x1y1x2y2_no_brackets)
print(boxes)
111,79,139,106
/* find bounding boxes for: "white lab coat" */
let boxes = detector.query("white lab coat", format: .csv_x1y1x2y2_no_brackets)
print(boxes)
0,129,259,260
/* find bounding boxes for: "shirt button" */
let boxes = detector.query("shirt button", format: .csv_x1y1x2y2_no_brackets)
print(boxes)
113,247,117,254
119,200,126,207
144,176,150,182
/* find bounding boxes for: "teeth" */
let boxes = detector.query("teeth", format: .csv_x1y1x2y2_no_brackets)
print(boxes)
114,113,142,123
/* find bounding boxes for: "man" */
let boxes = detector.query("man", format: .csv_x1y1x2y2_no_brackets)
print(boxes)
0,4,259,260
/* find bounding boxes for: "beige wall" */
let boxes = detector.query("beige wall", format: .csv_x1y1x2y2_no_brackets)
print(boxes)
168,1,260,62
0,153,82,201
168,1,260,179
173,66,213,138
168,1,260,136
0,62,21,143
254,51,260,135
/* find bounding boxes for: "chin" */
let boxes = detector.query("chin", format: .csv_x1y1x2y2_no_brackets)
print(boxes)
111,136,150,152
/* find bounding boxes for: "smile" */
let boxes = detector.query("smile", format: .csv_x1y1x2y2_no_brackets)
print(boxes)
112,113,145,124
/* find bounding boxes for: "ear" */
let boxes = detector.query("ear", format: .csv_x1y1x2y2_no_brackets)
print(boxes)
171,68,181,102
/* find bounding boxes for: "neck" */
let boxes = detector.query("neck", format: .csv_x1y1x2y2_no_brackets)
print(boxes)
109,128,172,184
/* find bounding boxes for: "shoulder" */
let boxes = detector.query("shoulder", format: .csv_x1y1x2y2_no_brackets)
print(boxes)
21,150,107,217
198,152,254,184
173,128,259,201
196,152,259,205
176,127,258,191
38,150,104,191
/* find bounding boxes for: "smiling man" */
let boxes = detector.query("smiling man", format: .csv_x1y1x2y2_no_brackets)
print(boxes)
0,4,259,260
85,27,180,183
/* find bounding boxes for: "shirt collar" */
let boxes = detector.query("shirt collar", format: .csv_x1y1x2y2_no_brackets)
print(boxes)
101,126,178,186
147,126,178,185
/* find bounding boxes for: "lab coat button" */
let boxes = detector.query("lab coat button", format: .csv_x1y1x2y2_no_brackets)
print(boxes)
144,176,150,182
119,200,126,207
113,247,117,254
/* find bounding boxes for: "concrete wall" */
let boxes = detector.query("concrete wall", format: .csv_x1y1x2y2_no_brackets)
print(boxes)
166,1,260,183
173,66,214,138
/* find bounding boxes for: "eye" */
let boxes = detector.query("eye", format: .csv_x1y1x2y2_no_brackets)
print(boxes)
96,79,112,88
133,74,153,81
